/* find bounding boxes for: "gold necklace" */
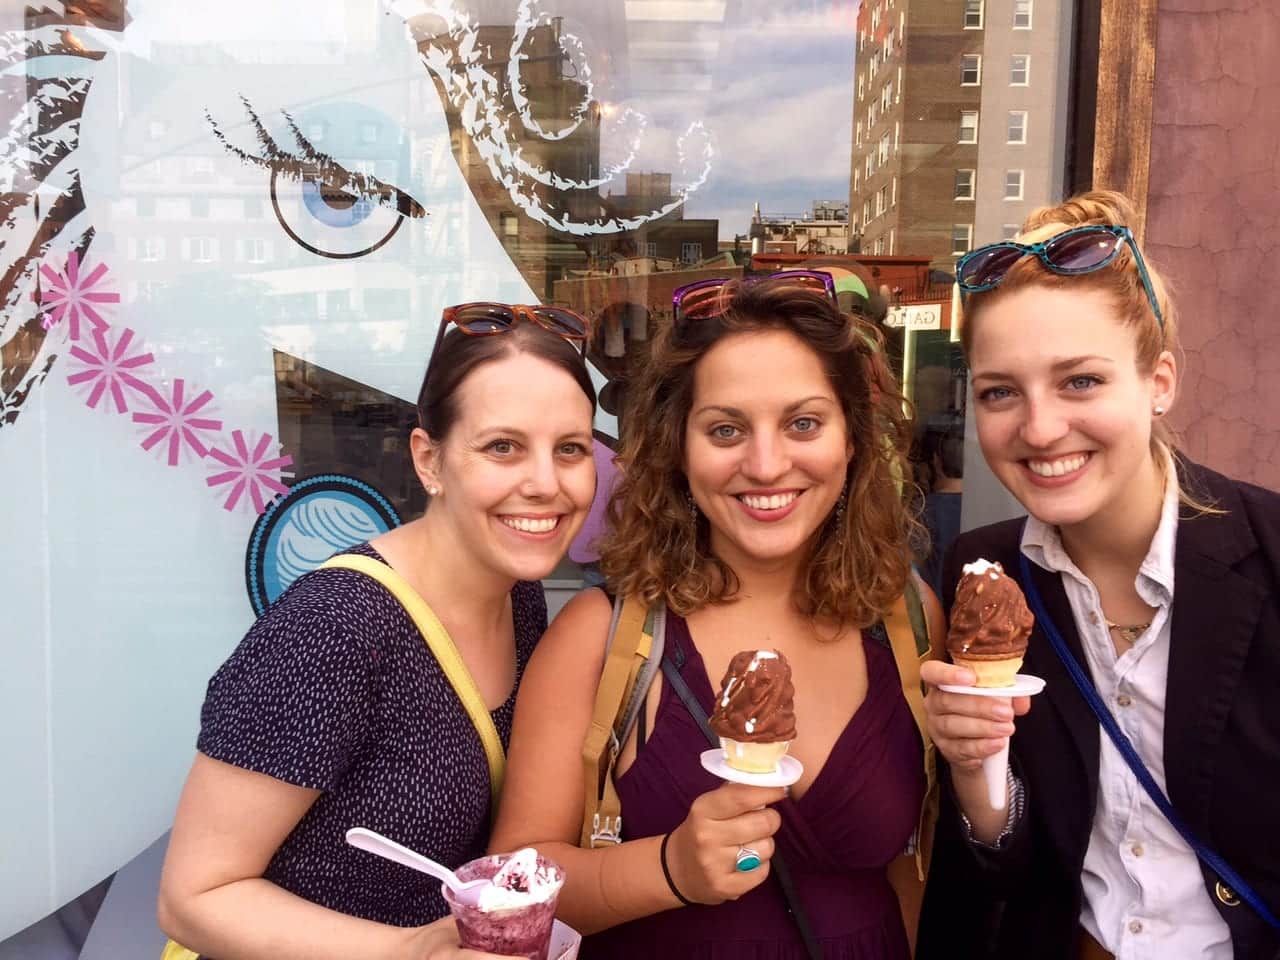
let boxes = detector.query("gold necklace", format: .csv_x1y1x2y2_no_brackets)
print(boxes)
1105,619,1151,645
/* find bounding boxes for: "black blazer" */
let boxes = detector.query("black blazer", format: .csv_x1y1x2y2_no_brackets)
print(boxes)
917,460,1280,960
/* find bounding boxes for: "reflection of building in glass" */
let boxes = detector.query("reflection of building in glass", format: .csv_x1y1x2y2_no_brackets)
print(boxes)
749,200,855,256
414,17,603,301
972,0,1073,244
849,0,983,268
594,172,719,269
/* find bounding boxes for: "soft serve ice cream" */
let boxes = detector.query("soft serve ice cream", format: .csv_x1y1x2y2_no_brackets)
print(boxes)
477,847,562,913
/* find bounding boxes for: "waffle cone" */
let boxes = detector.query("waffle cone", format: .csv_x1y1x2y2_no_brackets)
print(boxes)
720,738,791,774
952,655,1024,689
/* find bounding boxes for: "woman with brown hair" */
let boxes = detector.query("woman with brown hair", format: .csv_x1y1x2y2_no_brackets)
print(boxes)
917,191,1280,960
491,277,943,958
157,304,598,960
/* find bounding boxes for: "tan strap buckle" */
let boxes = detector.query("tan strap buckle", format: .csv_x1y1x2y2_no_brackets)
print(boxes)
590,813,623,847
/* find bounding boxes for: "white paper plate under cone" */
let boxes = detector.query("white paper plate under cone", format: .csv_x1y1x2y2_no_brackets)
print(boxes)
699,749,804,787
935,673,1047,810
550,919,581,960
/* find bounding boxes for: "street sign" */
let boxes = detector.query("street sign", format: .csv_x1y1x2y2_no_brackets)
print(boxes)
884,303,942,330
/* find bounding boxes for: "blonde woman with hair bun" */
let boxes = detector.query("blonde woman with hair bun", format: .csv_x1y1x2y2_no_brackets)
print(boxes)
915,191,1280,960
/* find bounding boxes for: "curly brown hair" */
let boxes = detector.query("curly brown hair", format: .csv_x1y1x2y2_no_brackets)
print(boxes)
598,279,918,627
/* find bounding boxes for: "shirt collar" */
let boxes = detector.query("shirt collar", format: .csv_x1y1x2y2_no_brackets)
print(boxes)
1020,453,1179,602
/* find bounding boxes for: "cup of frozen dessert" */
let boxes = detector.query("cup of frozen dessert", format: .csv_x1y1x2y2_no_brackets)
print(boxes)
442,848,566,960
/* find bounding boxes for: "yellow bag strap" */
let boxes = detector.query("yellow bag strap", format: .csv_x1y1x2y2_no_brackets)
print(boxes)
882,570,939,880
883,581,930,745
160,940,199,960
579,594,652,847
320,554,505,811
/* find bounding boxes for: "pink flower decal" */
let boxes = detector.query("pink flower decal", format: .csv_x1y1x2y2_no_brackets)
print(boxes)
65,326,155,413
39,251,120,341
206,430,293,514
132,378,224,466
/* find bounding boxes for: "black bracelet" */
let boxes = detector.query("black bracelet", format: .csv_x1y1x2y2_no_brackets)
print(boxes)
659,831,696,907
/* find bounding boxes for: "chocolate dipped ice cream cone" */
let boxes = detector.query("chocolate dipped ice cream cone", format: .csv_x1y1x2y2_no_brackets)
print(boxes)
948,559,1034,688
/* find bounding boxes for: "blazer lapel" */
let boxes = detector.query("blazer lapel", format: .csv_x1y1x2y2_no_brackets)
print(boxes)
1164,474,1264,828
1020,555,1101,795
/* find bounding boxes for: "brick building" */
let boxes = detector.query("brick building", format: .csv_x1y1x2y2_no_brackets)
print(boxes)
849,0,984,268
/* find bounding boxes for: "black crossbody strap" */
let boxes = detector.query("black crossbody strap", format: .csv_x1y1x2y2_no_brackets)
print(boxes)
659,656,824,960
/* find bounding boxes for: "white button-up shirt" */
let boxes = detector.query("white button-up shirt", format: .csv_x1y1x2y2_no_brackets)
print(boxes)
1021,468,1233,959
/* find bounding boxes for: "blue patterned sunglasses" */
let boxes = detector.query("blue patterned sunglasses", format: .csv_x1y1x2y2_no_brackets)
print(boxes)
955,225,1164,328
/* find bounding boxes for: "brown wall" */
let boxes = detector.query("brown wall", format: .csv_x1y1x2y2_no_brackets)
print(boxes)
1145,1,1280,490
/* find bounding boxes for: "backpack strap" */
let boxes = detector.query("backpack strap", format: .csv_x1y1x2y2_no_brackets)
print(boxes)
882,569,940,880
319,553,505,813
580,593,662,847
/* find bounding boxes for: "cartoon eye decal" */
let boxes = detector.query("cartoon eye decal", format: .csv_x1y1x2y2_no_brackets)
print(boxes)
207,96,425,260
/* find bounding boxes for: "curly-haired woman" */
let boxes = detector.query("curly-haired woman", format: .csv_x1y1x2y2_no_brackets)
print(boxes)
490,278,943,959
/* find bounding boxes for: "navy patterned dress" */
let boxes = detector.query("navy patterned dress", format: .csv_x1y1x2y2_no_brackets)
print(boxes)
198,543,547,926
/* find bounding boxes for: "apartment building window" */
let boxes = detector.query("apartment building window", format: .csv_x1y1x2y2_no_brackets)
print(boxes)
189,236,219,262
854,167,861,193
247,237,270,263
885,28,895,55
894,120,900,152
881,82,892,111
870,52,879,78
879,132,891,165
643,241,658,257
1002,224,1021,240
863,200,872,225
951,224,974,256
680,242,702,262
866,153,874,179
1010,54,1030,85
961,54,982,85
858,75,865,100
1007,110,1028,143
955,169,976,200
1004,169,1025,200
896,66,903,102
1014,0,1033,28
888,228,896,254
964,0,984,29
855,120,862,147
876,187,887,216
869,102,878,128
142,237,166,261
891,176,898,206
959,110,979,143
874,236,885,255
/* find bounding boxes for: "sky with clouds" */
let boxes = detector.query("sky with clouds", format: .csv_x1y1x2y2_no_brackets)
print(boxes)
499,0,863,240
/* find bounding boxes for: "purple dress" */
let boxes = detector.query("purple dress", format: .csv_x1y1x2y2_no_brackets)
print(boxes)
583,612,925,960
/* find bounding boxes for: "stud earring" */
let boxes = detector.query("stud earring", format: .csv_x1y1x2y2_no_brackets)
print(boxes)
1153,405,1166,417
428,485,440,496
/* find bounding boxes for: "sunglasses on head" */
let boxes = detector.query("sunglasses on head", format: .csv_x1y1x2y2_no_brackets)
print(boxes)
433,302,591,357
955,224,1164,328
671,269,837,326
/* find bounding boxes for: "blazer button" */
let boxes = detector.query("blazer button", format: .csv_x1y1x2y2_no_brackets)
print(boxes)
1215,881,1241,906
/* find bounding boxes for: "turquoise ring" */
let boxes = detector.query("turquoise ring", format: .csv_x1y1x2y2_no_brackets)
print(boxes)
735,845,761,872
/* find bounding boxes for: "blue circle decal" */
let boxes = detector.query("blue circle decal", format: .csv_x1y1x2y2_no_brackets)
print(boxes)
245,474,400,615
